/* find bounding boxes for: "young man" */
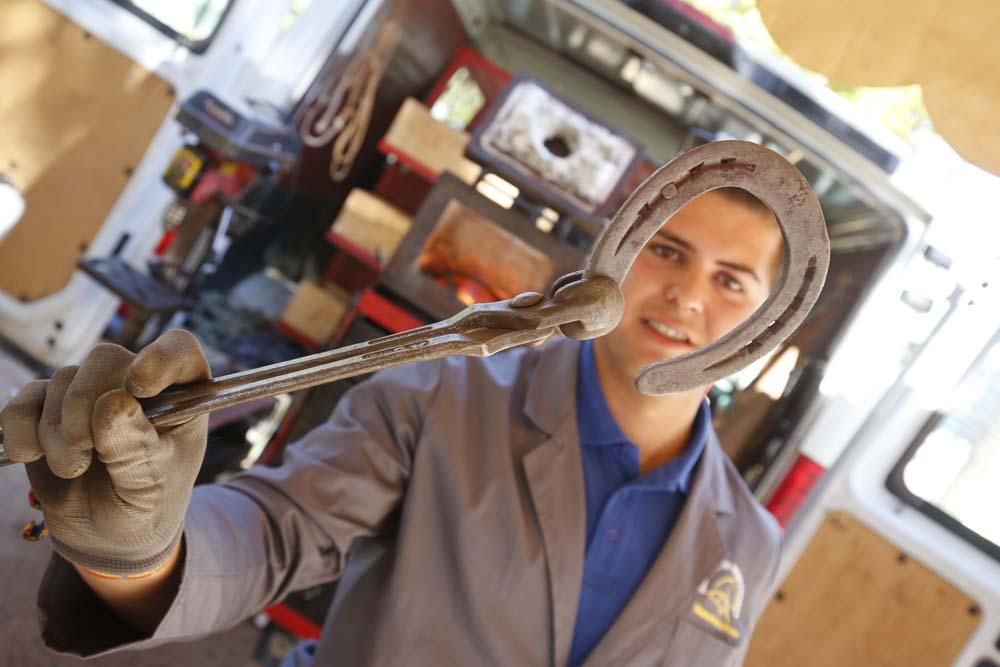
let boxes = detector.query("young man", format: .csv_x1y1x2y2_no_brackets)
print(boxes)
2,187,784,666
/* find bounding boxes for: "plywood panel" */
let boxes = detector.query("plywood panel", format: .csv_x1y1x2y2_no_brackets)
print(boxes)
758,0,1000,176
746,511,981,667
0,0,175,300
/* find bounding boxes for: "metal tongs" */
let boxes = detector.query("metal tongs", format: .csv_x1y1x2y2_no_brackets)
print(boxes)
0,141,830,468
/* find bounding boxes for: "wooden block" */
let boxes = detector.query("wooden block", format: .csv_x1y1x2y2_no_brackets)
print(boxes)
383,98,481,184
330,189,411,264
746,511,981,667
279,281,352,347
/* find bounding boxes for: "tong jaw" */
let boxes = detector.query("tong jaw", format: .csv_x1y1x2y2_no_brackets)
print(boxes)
455,272,624,349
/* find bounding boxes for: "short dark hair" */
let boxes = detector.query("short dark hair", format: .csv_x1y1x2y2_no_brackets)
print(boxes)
713,187,784,286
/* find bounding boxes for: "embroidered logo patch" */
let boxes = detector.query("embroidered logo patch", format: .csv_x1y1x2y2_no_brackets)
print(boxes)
690,559,745,642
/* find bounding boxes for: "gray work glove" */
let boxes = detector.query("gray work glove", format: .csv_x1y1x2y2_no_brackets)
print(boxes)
0,330,211,576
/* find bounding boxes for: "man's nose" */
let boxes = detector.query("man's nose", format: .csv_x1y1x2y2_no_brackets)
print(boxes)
663,274,705,314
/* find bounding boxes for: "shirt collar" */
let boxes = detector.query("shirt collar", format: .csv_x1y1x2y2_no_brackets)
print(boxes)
576,340,630,446
575,340,710,493
649,398,710,493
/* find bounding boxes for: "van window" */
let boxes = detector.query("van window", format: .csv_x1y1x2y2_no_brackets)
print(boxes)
109,0,234,52
888,332,1000,562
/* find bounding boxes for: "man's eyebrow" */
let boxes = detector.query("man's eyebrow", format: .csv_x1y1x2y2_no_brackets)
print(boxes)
655,230,762,284
718,261,762,285
655,230,693,251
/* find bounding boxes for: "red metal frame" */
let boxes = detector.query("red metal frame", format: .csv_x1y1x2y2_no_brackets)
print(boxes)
378,168,432,212
375,138,441,184
374,47,509,214
323,228,382,294
255,63,449,634
355,289,426,334
324,230,382,273
424,45,512,131
252,50,511,647
275,320,325,353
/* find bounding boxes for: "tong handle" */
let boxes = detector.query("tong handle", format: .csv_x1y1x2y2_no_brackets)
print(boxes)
0,276,623,469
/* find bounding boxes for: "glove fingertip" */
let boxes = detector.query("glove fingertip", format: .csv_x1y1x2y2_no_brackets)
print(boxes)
48,449,93,480
126,330,210,398
125,350,175,398
93,388,142,425
1,380,48,463
124,371,158,399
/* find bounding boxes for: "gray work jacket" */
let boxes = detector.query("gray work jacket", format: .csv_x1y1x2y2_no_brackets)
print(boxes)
37,339,781,665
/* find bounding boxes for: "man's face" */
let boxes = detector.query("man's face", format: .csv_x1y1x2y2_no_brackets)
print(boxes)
597,190,783,381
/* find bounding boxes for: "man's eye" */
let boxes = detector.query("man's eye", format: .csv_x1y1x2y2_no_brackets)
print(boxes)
719,273,744,293
650,244,680,260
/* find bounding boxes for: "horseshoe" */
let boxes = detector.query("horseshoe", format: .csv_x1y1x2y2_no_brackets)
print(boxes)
580,139,829,393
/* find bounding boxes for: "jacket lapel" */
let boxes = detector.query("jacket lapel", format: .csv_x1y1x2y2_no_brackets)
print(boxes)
582,432,737,666
521,339,586,667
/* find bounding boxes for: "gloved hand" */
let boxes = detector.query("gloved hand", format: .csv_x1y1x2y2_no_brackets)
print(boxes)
0,330,211,576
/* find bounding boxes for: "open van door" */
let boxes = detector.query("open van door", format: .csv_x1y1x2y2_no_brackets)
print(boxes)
748,294,1000,667
745,162,1000,665
0,0,186,365
0,0,365,367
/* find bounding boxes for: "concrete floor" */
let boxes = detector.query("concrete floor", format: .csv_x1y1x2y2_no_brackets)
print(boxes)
0,350,262,666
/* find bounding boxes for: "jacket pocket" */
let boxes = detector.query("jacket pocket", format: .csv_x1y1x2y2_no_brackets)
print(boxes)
661,616,744,666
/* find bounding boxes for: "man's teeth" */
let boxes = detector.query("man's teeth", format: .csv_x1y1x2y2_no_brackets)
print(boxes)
647,320,690,342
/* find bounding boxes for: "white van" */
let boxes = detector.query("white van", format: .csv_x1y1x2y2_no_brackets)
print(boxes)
1,1,996,665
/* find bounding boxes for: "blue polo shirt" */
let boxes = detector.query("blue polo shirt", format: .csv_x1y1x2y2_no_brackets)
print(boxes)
568,341,709,666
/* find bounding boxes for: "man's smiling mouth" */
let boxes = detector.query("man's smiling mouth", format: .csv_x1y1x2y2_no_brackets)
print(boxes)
643,318,693,344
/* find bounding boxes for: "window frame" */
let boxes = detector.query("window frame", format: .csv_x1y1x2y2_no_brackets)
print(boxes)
105,0,237,54
886,332,1000,565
